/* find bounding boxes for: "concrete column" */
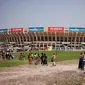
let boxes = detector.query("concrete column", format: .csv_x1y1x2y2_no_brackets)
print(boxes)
43,36,44,41
51,43,52,47
67,34,68,42
71,37,73,48
55,43,56,50
39,43,40,48
8,38,10,44
29,35,31,42
19,37,21,44
78,37,79,48
9,37,11,42
70,37,72,48
63,34,64,42
6,37,8,44
43,43,44,48
46,43,47,48
51,35,52,41
79,37,80,47
55,32,56,49
36,35,37,42
40,36,41,41
48,35,49,41
25,34,27,42
56,34,57,42
47,43,48,48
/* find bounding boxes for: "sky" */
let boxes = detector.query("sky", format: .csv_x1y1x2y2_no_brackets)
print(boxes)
0,0,85,28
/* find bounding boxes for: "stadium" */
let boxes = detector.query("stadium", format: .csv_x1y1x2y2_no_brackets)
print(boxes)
0,27,85,51
1,0,85,85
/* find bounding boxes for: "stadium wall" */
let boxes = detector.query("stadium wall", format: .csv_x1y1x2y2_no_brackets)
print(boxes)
0,27,85,50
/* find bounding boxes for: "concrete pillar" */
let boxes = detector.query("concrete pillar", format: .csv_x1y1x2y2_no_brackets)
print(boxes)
39,43,40,48
40,36,41,41
55,43,56,50
51,43,52,47
43,43,44,48
71,37,73,48
47,43,48,48
19,37,21,44
25,34,27,42
5,37,8,43
55,32,57,50
48,35,49,41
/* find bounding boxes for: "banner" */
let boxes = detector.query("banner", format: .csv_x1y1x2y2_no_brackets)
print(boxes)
69,27,85,32
10,28,23,32
0,29,8,33
29,27,44,32
48,27,64,32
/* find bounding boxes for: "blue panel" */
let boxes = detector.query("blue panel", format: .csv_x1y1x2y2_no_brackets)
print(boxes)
0,29,8,33
29,27,44,32
69,27,85,32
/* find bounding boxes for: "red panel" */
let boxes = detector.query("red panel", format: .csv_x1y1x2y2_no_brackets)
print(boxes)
48,27,64,32
10,28,23,32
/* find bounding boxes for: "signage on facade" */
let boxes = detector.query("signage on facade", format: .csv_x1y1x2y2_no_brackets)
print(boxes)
10,28,23,32
69,27,85,32
48,27,64,32
29,27,44,32
64,28,69,33
0,29,8,33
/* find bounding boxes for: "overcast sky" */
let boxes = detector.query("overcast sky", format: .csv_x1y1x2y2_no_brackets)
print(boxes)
0,0,85,28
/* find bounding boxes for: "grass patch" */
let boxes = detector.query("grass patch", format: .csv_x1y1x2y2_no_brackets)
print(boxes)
0,51,81,67
15,51,80,62
0,60,28,67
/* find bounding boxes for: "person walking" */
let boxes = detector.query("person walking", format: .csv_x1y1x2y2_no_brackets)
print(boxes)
33,53,37,64
31,53,34,58
78,52,84,70
83,52,85,70
28,53,33,64
41,53,44,65
1,50,5,60
51,53,56,66
35,54,40,65
43,53,48,65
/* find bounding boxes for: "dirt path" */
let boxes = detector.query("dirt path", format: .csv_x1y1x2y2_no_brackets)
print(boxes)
0,60,83,85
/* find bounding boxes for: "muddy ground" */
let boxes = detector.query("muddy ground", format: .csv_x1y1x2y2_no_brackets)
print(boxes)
0,60,85,85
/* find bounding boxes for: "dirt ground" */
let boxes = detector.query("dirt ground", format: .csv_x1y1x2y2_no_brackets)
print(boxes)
0,60,84,85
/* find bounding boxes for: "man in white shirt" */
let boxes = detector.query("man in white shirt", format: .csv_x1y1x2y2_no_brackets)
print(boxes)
51,53,56,66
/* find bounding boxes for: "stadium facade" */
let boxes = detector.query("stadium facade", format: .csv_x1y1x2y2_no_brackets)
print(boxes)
0,27,85,50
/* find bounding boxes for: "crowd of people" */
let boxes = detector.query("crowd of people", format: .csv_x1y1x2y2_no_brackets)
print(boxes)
28,53,56,66
27,51,85,70
0,49,14,60
1,49,85,70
